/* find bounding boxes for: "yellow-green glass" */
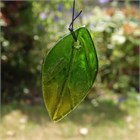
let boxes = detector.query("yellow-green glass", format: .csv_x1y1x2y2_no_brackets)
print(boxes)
42,27,98,121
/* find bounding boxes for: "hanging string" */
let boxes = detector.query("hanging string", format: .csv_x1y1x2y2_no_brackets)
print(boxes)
68,0,82,41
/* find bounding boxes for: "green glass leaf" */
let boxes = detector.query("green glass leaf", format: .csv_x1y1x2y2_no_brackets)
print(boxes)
42,27,98,122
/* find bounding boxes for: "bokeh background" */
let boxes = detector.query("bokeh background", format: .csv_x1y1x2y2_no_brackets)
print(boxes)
1,0,140,140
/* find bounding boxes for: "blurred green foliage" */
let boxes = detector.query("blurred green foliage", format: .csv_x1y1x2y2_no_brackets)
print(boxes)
88,4,140,94
1,1,139,103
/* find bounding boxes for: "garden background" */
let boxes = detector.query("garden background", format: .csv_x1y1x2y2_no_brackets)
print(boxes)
1,0,140,140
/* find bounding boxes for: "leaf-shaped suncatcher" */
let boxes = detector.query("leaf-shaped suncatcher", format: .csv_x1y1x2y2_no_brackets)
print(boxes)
42,0,98,122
